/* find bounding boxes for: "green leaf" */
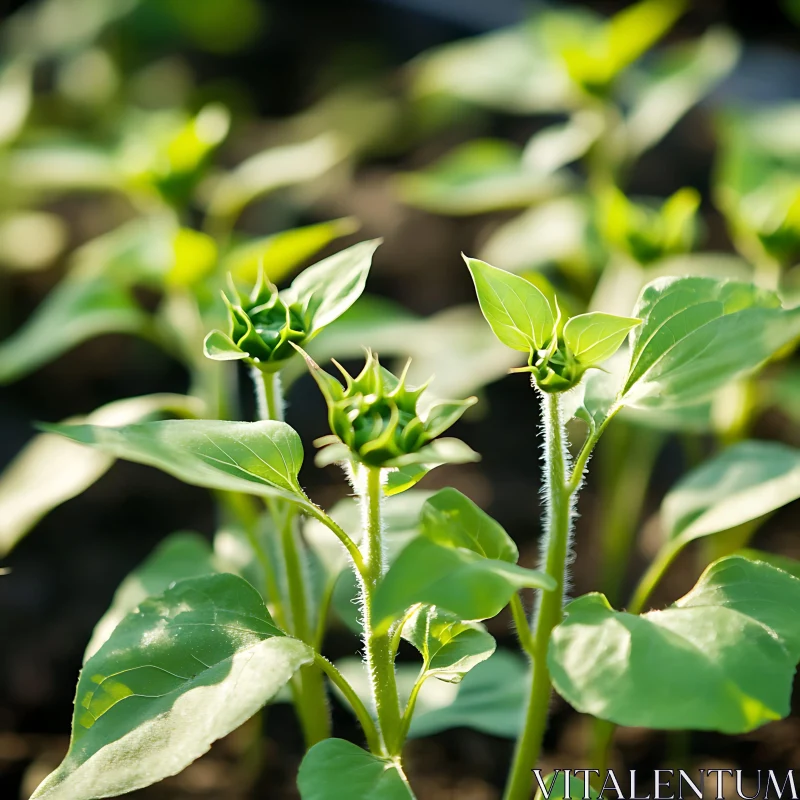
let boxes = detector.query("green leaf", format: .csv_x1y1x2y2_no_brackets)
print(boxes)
221,218,360,286
298,739,415,800
676,556,800,660
621,277,800,409
662,440,800,547
32,574,312,800
384,438,480,469
44,419,307,505
736,549,800,581
409,650,527,738
403,605,495,683
0,276,147,384
420,488,518,563
562,312,641,367
206,134,346,222
465,257,555,353
549,556,800,733
534,772,600,800
372,537,554,634
288,239,381,332
625,28,741,159
396,139,566,216
0,394,203,557
84,532,217,661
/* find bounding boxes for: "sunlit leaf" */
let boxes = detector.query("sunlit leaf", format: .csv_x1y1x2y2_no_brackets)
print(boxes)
621,277,800,409
84,532,217,660
403,605,495,683
466,257,555,353
44,419,308,505
420,487,518,563
372,537,554,634
549,556,800,733
0,393,202,557
31,574,312,800
563,312,641,367
661,440,800,546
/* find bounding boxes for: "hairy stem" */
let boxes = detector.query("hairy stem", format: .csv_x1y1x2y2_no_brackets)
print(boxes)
504,392,572,800
251,367,330,748
360,466,402,756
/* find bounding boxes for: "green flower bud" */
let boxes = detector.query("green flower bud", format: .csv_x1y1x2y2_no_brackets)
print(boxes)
205,270,312,372
300,350,478,469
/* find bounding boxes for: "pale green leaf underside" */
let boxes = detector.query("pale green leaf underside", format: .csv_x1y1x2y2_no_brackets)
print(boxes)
0,393,203,557
549,556,800,733
662,440,800,545
32,574,312,800
465,256,554,352
298,739,415,800
373,537,555,634
43,419,307,505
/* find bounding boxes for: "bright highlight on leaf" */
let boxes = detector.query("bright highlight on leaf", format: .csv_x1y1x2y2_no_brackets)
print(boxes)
32,574,312,800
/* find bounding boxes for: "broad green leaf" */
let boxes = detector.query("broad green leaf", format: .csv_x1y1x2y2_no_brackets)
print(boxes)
206,134,347,222
411,25,571,114
409,650,527,738
465,257,555,353
625,28,741,159
372,537,555,634
384,438,480,469
621,277,800,409
676,556,800,660
420,488,518,563
0,60,31,145
32,574,312,800
736,550,800,581
288,239,381,332
84,532,217,661
221,217,360,285
549,556,800,733
298,739,414,800
534,772,600,800
396,139,566,216
662,440,800,546
44,419,307,505
605,0,687,77
522,113,603,176
0,276,147,384
563,312,641,367
0,394,202,557
403,605,495,683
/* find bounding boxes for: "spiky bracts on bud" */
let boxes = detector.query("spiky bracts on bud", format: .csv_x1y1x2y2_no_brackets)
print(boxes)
204,269,313,373
299,349,479,469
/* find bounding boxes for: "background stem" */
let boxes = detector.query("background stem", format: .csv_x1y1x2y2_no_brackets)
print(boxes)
504,392,572,800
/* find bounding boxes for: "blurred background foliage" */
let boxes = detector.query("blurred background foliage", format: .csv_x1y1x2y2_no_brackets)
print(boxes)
2,0,800,798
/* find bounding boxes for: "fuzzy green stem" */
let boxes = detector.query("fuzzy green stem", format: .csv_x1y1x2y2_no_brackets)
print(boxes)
398,670,427,746
314,654,382,754
504,392,572,800
360,466,403,756
510,592,535,657
251,367,330,748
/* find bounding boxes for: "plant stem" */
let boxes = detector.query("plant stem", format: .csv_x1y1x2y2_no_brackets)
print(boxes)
598,424,663,606
510,592,535,657
359,466,402,756
504,392,572,800
314,654,382,754
251,367,330,748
